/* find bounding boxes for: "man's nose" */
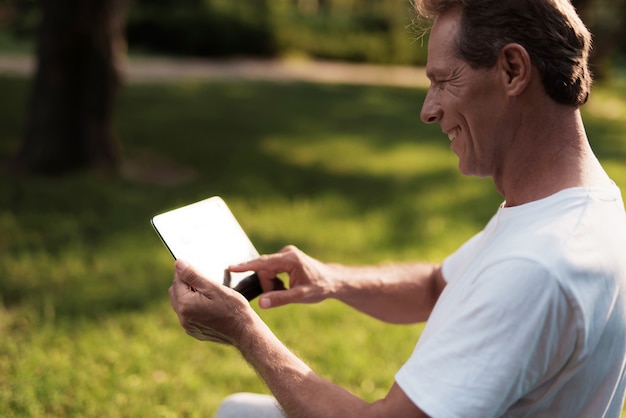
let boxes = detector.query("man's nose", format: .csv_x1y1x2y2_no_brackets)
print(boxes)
421,90,442,124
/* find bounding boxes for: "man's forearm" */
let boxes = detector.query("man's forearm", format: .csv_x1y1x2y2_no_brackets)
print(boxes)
236,312,372,418
235,310,428,418
331,262,445,324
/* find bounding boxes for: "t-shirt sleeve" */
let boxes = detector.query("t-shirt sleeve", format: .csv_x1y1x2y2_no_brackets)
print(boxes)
440,228,486,285
395,259,577,418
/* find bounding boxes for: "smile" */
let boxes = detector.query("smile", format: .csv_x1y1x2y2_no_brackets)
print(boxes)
446,128,459,142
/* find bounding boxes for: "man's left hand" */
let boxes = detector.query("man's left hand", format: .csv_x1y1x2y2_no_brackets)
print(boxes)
169,260,251,345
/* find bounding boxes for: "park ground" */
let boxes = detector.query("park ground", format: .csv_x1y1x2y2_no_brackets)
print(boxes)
0,53,430,88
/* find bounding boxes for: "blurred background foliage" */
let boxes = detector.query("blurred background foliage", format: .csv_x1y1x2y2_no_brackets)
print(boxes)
0,0,428,65
0,0,623,69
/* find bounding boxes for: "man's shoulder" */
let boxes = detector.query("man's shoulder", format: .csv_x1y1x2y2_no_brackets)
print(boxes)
445,185,626,288
493,186,626,254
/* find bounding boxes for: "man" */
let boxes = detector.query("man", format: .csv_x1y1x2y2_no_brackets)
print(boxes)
169,0,626,416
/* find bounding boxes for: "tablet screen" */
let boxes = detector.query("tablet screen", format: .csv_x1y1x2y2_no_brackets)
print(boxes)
151,196,258,289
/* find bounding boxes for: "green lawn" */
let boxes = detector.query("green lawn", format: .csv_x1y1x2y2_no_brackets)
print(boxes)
1,74,625,417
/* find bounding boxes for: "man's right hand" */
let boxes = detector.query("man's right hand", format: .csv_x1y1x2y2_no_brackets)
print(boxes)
228,245,338,309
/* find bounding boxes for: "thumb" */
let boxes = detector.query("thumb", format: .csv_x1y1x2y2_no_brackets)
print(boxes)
258,286,306,309
175,259,210,293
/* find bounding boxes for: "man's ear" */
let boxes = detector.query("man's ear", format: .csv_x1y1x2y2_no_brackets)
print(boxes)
498,43,532,97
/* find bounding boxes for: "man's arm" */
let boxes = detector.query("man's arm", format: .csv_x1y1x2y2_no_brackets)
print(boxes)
169,260,429,418
229,245,446,324
331,261,446,324
238,310,428,418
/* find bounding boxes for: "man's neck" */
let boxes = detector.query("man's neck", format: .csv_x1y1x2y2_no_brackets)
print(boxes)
495,107,610,207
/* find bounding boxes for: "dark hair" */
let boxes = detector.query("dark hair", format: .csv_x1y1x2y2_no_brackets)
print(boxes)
413,0,593,106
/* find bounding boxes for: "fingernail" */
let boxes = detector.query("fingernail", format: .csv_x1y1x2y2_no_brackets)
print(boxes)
175,259,189,272
259,296,272,309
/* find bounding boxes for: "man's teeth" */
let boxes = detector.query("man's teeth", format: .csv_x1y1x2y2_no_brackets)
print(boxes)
448,132,456,142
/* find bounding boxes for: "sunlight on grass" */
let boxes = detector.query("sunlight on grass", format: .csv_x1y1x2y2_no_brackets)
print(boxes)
587,88,626,122
261,135,451,178
604,160,626,191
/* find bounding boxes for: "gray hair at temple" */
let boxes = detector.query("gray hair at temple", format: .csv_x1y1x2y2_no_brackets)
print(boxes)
413,0,593,106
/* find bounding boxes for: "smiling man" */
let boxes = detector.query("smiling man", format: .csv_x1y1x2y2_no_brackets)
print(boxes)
169,1,626,417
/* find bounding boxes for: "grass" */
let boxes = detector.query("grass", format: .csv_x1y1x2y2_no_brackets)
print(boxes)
0,73,625,417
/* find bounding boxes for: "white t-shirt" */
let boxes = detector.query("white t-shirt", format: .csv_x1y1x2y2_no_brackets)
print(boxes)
396,186,626,418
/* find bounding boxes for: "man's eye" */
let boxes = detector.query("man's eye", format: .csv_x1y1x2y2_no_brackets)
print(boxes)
428,78,449,92
435,80,447,90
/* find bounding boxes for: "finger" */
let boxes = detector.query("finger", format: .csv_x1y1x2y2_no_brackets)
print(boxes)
168,277,197,330
169,270,210,318
229,247,299,274
175,259,218,296
258,286,308,309
169,270,197,305
258,275,287,293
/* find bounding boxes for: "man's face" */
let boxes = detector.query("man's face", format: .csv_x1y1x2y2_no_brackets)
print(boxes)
421,8,507,178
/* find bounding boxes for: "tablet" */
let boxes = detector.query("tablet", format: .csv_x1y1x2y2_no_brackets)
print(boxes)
151,196,263,300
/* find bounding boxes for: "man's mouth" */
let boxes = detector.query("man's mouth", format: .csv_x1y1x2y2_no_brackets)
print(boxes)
447,128,459,142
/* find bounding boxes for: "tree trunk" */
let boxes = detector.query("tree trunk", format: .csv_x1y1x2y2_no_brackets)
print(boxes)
14,0,130,175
